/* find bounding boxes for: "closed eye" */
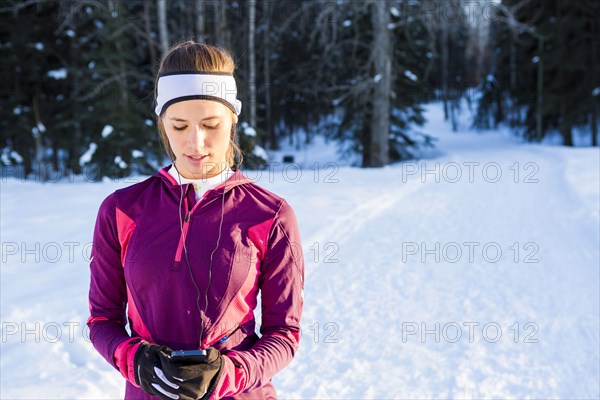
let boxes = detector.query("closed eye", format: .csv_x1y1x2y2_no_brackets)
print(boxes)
173,125,186,131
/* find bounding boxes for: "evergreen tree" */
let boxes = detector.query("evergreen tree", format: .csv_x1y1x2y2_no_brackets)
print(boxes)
475,0,600,145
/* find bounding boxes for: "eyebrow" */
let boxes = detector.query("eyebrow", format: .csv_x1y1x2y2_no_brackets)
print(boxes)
169,116,222,122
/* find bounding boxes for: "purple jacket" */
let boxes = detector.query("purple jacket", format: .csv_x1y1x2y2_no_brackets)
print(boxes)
87,165,304,399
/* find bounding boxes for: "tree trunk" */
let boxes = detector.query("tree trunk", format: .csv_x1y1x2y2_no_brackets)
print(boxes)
143,0,157,63
248,0,257,129
536,37,543,142
560,100,574,146
52,129,59,173
16,131,33,179
361,117,371,168
195,0,205,43
591,106,598,147
441,19,449,120
590,4,598,147
157,0,168,54
111,0,128,106
178,0,188,40
262,0,274,150
31,92,45,181
555,1,572,146
369,0,391,167
214,1,226,46
509,30,517,126
67,11,81,176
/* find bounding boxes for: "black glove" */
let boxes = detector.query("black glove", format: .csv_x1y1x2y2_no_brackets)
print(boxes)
159,347,224,400
134,341,182,400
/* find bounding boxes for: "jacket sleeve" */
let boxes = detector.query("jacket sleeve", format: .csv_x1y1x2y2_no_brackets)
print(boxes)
211,199,305,398
87,192,142,386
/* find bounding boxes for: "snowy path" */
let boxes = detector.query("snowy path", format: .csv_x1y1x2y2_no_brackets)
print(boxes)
281,107,599,399
1,104,598,399
289,151,598,399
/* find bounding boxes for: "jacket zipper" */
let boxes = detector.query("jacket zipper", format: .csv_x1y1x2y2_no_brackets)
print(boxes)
171,182,244,350
174,190,191,266
173,186,218,265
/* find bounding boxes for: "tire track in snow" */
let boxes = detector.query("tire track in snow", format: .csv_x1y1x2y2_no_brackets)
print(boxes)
286,171,439,399
302,174,428,284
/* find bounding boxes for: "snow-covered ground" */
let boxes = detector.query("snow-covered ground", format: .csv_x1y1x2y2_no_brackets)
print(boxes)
1,103,598,399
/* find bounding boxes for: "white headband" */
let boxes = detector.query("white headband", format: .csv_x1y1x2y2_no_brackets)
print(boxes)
155,72,242,117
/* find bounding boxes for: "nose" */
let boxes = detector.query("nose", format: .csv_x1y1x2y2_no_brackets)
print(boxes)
188,124,206,149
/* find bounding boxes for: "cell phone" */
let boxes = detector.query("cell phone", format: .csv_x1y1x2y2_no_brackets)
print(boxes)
170,349,208,364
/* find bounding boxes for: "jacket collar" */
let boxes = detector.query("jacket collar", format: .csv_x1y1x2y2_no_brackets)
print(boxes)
155,164,254,194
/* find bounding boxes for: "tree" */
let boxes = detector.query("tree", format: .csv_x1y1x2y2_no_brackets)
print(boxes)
475,0,600,146
369,0,391,167
157,0,168,54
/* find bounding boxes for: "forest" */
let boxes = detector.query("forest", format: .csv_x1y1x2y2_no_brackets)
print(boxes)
1,0,598,180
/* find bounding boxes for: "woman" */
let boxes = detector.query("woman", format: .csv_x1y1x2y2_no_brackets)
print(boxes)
87,41,304,400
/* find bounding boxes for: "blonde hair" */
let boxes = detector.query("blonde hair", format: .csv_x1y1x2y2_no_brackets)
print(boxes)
154,40,243,168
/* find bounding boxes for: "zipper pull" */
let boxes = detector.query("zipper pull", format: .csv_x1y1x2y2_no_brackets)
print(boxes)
217,335,229,344
184,211,190,222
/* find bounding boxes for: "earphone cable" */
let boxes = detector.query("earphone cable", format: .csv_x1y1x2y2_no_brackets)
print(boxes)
173,160,226,350
199,185,226,345
173,161,205,349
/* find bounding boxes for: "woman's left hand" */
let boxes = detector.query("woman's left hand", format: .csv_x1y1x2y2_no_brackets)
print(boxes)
159,347,224,400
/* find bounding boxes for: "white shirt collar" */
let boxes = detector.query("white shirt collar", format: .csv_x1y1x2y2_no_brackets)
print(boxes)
168,164,235,200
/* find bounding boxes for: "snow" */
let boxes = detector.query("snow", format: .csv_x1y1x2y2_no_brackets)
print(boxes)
532,56,540,64
342,20,352,27
79,142,97,166
1,103,598,399
131,150,144,158
252,144,268,161
404,70,418,81
265,129,360,168
592,87,600,97
101,125,114,138
9,150,23,163
390,6,400,17
241,122,256,137
13,107,21,115
47,68,68,80
1,149,10,165
114,155,127,169
373,74,382,83
34,42,44,51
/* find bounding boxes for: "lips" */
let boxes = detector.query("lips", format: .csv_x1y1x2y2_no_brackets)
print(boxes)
186,154,208,164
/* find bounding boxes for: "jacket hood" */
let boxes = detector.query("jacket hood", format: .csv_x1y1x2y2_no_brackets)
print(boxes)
154,164,254,194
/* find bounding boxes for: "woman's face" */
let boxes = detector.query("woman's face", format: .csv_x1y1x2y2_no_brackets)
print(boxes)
162,99,235,179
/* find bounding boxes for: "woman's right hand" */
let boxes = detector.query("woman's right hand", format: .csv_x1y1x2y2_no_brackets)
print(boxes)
134,341,182,399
